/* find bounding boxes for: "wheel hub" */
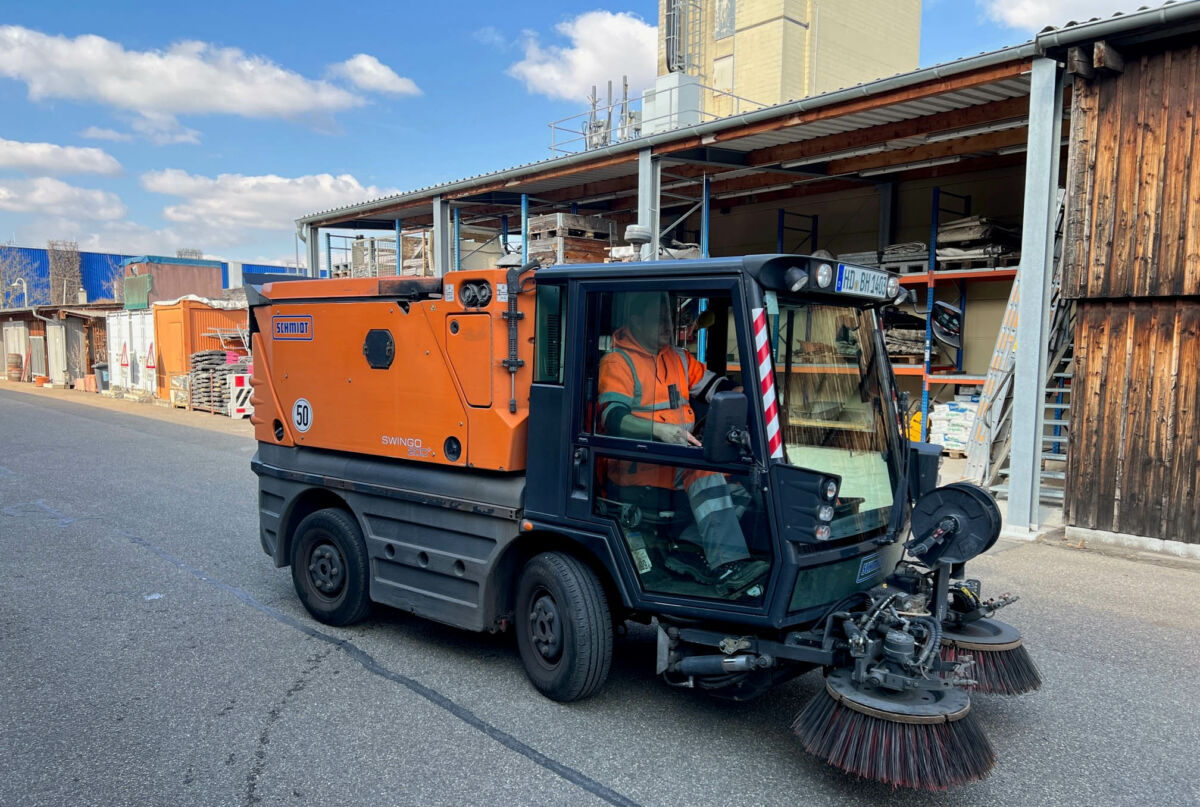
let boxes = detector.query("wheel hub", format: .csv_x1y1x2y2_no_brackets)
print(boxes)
308,543,345,596
529,591,563,663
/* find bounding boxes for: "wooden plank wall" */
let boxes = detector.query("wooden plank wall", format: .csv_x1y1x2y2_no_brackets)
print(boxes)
1063,44,1200,299
1067,301,1200,540
1062,42,1200,542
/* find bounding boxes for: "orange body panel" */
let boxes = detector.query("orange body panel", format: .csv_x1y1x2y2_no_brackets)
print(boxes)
151,300,248,399
250,270,535,472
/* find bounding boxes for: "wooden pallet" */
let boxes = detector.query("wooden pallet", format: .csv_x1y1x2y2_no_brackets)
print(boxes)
528,212,614,242
936,256,1021,271
879,259,930,274
942,449,967,459
529,227,611,241
888,353,925,364
527,235,612,267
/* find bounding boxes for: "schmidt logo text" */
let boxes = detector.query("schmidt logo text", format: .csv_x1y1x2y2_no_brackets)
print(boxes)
272,315,313,341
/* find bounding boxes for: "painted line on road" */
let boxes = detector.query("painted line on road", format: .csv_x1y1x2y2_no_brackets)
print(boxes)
3,499,77,526
113,529,643,807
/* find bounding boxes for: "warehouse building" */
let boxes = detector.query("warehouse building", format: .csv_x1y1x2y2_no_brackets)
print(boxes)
296,4,1200,549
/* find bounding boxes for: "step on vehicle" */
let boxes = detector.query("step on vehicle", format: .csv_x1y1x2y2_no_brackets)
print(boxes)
248,254,1039,791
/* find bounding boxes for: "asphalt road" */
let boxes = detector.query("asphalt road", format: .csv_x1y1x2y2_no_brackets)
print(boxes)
2,385,1198,807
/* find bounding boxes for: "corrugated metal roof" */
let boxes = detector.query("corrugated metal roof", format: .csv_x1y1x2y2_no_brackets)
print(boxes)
1035,0,1198,40
299,42,1042,226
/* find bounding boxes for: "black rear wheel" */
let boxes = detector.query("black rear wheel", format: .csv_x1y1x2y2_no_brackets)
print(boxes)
515,552,612,702
290,508,371,626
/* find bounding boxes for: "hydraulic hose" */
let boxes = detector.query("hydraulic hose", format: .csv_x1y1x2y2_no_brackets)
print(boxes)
914,616,942,669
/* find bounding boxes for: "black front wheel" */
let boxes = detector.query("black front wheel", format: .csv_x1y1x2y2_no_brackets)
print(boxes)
290,508,371,626
515,552,612,702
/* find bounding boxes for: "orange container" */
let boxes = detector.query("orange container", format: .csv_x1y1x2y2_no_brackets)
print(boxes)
151,300,248,399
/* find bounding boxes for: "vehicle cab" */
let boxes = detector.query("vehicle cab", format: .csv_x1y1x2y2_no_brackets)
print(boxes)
523,254,912,633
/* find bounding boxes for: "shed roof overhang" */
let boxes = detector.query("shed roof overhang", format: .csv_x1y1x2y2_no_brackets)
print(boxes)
300,43,1044,232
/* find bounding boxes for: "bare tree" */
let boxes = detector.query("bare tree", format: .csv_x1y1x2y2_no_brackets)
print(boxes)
100,255,124,303
0,242,41,309
47,240,82,305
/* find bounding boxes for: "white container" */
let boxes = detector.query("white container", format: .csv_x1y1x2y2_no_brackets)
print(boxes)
106,310,156,395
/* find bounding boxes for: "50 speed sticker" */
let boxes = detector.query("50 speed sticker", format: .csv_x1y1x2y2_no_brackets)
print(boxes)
292,398,313,433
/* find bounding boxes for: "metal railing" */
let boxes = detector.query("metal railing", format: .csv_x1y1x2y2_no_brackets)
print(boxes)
548,84,768,156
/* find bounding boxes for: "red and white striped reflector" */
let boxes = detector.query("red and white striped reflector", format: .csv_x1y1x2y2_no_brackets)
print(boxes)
752,307,783,459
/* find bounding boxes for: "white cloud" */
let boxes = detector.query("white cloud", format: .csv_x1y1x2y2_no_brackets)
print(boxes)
79,126,134,143
17,215,228,258
140,169,398,231
0,25,364,137
0,177,126,220
473,26,510,50
67,220,186,256
130,112,202,145
0,138,122,175
508,11,657,102
6,169,393,263
979,1,1154,31
329,54,421,95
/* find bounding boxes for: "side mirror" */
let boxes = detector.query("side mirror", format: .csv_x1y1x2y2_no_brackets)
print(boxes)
702,391,750,465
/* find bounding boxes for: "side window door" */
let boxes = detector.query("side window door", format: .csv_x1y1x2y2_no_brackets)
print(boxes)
572,283,774,605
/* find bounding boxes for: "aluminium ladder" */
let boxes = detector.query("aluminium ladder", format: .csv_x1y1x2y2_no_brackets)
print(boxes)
963,190,1070,495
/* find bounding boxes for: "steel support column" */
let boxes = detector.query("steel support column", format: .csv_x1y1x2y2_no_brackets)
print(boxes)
1007,57,1065,536
431,195,452,277
304,225,321,278
324,232,332,279
637,148,661,260
877,182,895,253
521,195,529,259
400,218,410,276
453,207,461,271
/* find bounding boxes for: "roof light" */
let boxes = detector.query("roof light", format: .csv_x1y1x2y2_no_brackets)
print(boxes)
785,266,810,292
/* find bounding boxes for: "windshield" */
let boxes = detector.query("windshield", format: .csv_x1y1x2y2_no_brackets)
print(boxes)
768,299,896,538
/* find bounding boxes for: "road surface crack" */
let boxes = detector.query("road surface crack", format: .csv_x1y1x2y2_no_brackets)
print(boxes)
244,647,332,805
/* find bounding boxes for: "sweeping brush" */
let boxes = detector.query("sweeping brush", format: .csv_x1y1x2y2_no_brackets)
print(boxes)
942,637,1042,696
793,677,995,791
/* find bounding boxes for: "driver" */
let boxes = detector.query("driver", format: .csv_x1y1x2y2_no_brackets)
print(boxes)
597,291,768,594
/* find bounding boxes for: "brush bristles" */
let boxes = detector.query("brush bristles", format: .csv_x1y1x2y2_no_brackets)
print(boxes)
943,643,1042,695
793,689,995,791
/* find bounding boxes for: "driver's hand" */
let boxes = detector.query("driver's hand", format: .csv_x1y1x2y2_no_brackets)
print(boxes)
653,423,702,446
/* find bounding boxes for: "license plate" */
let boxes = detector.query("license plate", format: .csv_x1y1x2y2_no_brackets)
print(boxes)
835,263,890,299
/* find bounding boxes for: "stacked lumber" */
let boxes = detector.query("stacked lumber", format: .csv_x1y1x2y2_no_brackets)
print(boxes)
837,251,881,267
188,350,250,414
885,329,926,360
879,242,929,273
935,216,1020,265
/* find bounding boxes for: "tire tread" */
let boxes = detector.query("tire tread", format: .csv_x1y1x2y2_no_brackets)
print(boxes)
518,552,612,701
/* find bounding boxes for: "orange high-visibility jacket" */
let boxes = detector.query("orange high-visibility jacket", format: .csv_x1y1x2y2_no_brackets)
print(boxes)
597,327,725,489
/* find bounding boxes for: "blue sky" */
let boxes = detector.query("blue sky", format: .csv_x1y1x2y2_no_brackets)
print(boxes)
0,1,1150,266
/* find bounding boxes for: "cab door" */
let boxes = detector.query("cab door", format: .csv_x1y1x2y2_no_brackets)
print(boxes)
566,278,777,608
